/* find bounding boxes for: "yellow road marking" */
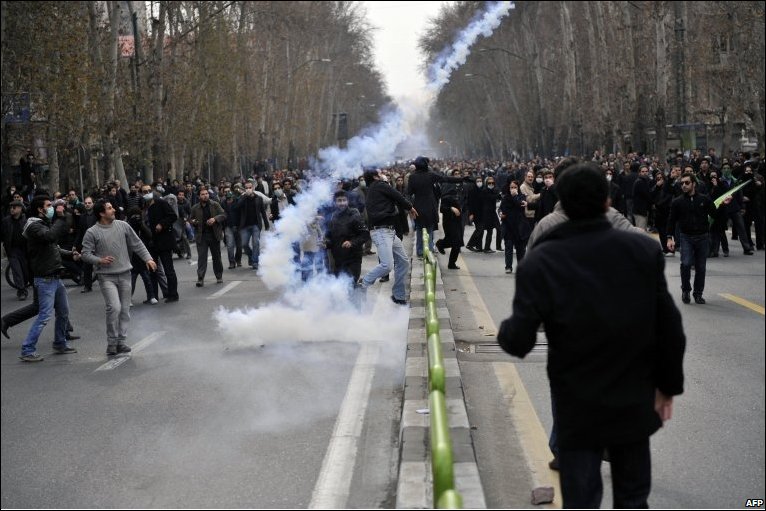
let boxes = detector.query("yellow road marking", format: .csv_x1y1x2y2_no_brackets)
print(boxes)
719,294,765,315
494,362,561,508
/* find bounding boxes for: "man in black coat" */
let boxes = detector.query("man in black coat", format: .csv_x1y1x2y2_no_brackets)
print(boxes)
406,156,465,257
325,191,370,284
141,184,179,302
497,163,685,508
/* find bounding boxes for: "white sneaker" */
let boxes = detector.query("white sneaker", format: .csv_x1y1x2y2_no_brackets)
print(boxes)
149,298,159,305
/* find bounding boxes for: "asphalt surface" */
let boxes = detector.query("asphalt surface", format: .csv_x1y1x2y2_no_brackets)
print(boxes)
2,225,764,509
1,250,405,509
441,226,765,509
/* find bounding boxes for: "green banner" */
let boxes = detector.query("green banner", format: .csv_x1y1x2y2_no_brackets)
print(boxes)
714,179,752,209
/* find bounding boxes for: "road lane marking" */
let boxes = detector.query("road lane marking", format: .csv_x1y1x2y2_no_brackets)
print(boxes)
94,331,165,372
719,293,765,315
207,280,242,299
309,342,379,509
455,253,499,337
494,362,561,508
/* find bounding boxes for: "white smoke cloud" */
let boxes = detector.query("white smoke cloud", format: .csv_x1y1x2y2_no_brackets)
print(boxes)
216,0,515,345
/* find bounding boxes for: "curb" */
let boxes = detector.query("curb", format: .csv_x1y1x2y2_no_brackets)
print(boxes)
396,238,486,509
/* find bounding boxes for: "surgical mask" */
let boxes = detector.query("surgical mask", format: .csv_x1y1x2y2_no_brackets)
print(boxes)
274,189,284,198
143,192,154,201
536,177,543,184
544,179,554,187
606,175,612,182
487,184,495,190
475,182,483,188
156,186,165,193
45,206,54,220
510,188,518,196
226,192,233,199
359,180,366,188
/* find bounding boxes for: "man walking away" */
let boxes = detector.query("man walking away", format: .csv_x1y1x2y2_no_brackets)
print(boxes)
497,163,686,508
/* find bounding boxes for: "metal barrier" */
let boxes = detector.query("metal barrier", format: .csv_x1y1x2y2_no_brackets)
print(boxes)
421,230,463,508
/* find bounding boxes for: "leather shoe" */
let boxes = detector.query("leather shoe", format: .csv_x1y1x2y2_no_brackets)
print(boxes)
390,295,408,306
483,248,495,254
379,275,390,283
165,296,179,303
694,295,706,304
1,318,9,339
548,457,559,471
436,242,446,255
466,246,479,252
682,291,691,304
65,334,81,341
744,250,754,255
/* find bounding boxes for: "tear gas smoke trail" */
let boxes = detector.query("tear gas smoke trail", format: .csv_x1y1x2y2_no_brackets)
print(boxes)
427,1,515,93
217,1,515,343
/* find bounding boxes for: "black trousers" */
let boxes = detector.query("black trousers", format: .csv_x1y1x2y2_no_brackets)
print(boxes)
150,249,178,300
196,236,223,281
559,437,651,509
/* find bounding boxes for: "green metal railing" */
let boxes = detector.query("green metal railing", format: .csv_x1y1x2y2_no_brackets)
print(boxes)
422,231,463,509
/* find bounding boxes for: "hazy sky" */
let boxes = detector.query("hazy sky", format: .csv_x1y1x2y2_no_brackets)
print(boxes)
363,1,451,101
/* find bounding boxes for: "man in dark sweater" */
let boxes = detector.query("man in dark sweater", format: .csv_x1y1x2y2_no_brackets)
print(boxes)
497,163,685,508
358,169,417,305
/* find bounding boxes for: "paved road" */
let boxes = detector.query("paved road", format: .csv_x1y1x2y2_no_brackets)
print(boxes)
1,251,406,508
441,225,765,509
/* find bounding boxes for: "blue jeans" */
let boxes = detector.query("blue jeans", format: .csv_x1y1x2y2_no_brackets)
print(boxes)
362,227,410,301
414,224,434,257
679,233,709,296
22,277,70,356
240,225,261,268
300,251,325,281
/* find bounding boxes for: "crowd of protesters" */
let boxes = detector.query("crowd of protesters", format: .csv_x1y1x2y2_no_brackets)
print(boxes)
1,148,764,360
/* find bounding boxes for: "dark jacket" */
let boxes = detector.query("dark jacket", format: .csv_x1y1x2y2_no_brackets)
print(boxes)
497,218,685,449
21,216,71,277
406,170,464,230
535,186,558,222
146,198,178,252
632,176,653,216
75,210,98,250
499,193,530,241
325,207,369,261
439,194,464,248
365,181,413,228
236,193,269,230
667,192,717,237
2,213,27,250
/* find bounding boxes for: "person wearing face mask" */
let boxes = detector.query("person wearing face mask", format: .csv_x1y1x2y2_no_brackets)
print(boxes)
465,176,486,251
535,170,558,223
17,194,81,362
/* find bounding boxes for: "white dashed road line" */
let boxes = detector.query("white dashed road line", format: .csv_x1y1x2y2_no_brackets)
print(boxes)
93,330,166,372
207,280,242,299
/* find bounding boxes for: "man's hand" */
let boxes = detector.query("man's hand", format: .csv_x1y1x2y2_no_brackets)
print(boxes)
666,238,675,252
342,241,352,249
469,214,474,222
409,207,418,219
72,250,81,262
100,255,115,265
146,259,157,272
155,224,163,232
655,389,674,422
206,218,216,226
